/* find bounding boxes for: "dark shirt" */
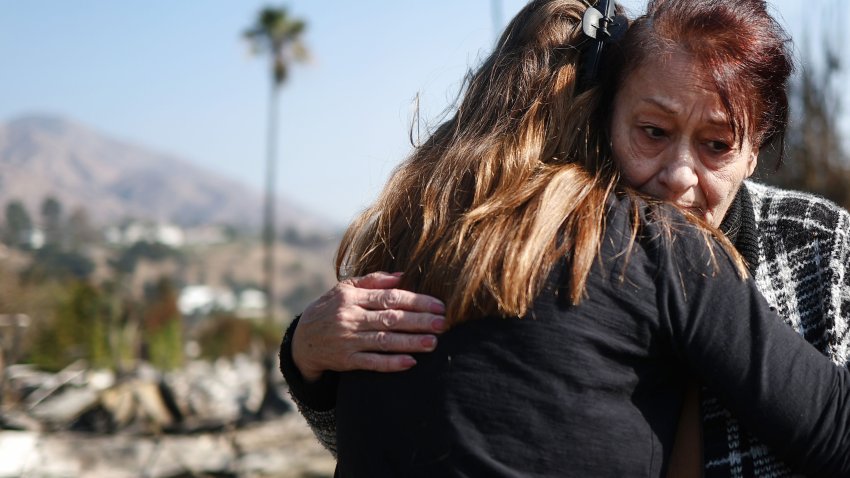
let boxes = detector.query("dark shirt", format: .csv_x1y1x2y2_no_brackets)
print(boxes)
333,195,850,477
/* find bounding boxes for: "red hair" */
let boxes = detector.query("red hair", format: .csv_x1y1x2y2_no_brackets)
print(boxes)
600,0,793,153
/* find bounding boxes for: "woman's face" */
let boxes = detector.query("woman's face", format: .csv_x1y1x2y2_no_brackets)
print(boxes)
610,50,759,227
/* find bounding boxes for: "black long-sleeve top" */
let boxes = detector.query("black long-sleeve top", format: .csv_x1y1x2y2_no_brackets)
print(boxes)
331,196,850,477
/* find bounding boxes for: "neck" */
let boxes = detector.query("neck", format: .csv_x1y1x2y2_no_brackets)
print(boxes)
719,186,759,274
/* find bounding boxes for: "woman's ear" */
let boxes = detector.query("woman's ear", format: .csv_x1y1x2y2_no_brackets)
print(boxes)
745,147,759,178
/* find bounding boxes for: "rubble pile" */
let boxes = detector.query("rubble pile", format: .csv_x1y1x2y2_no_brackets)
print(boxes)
0,356,335,477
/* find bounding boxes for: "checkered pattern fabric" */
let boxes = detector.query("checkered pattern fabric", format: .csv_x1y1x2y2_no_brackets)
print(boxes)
702,181,850,478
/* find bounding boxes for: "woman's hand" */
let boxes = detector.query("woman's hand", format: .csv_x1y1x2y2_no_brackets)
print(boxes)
292,271,447,382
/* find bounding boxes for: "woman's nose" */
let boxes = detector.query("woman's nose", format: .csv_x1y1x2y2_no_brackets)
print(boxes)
658,143,699,196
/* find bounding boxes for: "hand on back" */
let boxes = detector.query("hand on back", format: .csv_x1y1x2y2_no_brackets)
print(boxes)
292,271,447,382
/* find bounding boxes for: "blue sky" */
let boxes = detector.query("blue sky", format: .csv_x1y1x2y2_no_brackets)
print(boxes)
0,1,844,226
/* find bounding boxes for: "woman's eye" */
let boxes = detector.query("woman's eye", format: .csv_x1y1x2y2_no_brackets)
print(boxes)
641,126,665,139
706,140,731,153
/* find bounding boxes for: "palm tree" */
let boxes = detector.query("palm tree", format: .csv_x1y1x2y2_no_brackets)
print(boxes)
244,6,309,325
491,0,503,43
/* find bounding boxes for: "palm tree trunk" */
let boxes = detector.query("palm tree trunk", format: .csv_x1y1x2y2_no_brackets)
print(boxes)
263,81,280,327
491,0,503,43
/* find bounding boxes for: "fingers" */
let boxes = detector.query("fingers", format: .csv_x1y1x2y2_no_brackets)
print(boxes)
360,309,445,334
358,331,439,353
359,288,446,314
348,352,419,373
347,271,403,290
293,274,447,377
346,272,446,314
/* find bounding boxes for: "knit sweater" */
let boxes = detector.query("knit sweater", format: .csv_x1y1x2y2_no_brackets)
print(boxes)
279,181,850,473
702,181,850,478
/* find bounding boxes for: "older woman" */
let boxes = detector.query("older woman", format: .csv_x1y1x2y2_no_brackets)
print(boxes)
281,0,850,476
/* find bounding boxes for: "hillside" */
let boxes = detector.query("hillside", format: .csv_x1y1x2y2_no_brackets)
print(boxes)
0,115,334,232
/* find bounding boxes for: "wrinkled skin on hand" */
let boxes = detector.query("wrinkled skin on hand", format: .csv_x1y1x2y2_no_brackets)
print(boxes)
292,271,447,382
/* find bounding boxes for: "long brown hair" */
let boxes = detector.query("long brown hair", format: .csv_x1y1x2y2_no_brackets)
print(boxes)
336,0,743,326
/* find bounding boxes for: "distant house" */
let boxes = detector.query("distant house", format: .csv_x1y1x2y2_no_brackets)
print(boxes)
23,228,45,249
177,285,266,320
234,288,266,320
178,285,235,317
106,221,184,248
105,222,233,248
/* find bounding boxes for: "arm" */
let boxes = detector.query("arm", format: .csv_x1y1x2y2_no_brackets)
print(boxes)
280,316,340,453
279,272,446,454
660,234,850,476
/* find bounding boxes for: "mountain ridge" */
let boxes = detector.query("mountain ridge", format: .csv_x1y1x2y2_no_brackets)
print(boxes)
0,114,336,233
